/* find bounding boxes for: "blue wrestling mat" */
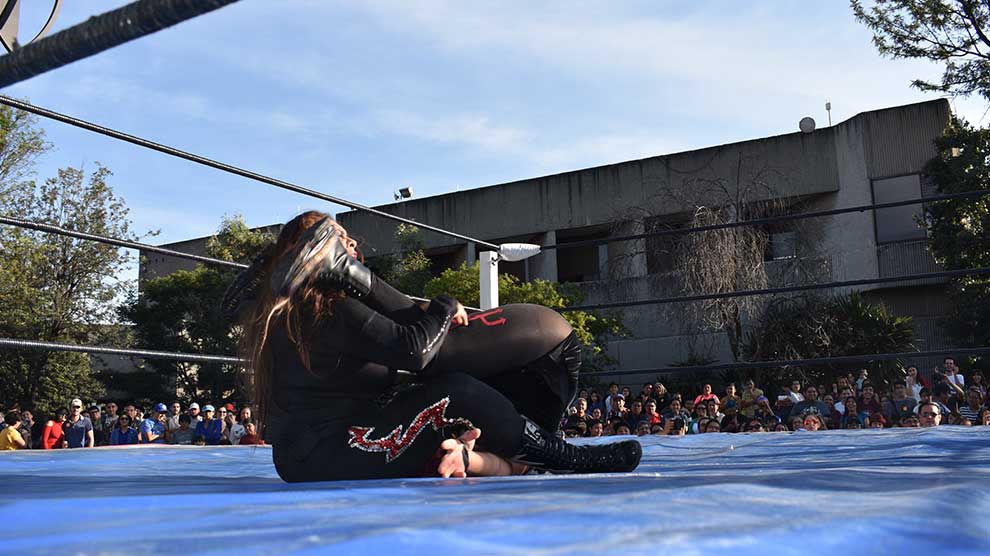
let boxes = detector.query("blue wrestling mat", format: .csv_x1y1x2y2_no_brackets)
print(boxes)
3,427,988,556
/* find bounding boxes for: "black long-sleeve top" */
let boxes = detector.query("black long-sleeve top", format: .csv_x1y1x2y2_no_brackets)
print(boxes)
271,274,457,425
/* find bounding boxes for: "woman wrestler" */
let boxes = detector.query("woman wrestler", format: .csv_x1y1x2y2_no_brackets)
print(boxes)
222,211,641,481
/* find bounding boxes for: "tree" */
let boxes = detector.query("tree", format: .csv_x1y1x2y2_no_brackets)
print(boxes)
119,215,273,404
380,223,433,297
620,154,828,363
424,262,626,371
922,116,990,364
0,164,136,415
743,293,916,391
852,0,990,102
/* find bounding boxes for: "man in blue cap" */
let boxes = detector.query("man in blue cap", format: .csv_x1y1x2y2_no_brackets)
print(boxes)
194,405,224,445
140,403,168,444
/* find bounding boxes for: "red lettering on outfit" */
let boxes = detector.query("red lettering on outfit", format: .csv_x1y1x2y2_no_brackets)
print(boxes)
467,308,506,327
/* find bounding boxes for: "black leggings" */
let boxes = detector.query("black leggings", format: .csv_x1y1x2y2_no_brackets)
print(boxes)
274,372,525,481
273,304,579,482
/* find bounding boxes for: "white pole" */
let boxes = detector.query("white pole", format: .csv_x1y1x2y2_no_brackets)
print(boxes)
479,250,499,310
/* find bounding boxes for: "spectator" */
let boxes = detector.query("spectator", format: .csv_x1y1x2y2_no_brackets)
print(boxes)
18,411,33,450
576,388,588,401
855,369,869,392
169,414,195,445
705,398,723,423
858,383,883,415
194,405,223,445
218,406,234,444
789,386,831,421
635,421,652,436
587,391,605,416
122,404,139,427
786,380,805,403
753,396,776,422
833,388,853,417
652,382,669,408
626,399,647,429
970,372,987,398
958,388,985,423
835,375,851,396
614,423,631,436
166,401,183,434
845,418,864,430
104,402,119,429
564,398,590,430
801,413,826,431
933,384,959,414
771,422,790,432
621,386,632,401
788,415,803,432
918,401,942,428
88,406,111,447
64,398,94,448
643,400,662,426
606,394,627,424
942,357,965,390
883,381,918,425
744,419,766,433
665,398,691,424
188,402,202,423
141,403,167,444
638,383,654,404
602,383,619,415
900,414,920,428
588,421,604,437
42,409,67,449
109,415,139,445
693,384,720,406
905,366,927,399
721,384,740,415
868,413,887,429
703,419,721,433
0,412,26,450
720,414,741,433
739,379,764,419
690,403,709,434
663,415,688,436
978,408,990,426
589,408,603,423
841,397,870,428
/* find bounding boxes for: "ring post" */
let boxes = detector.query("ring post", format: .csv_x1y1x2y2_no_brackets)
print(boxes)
480,251,499,310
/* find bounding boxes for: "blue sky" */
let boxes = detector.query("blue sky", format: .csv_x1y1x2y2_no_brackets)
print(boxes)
6,1,987,266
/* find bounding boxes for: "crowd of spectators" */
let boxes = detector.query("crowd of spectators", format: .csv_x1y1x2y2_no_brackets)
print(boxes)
561,357,990,437
2,357,987,451
0,398,263,450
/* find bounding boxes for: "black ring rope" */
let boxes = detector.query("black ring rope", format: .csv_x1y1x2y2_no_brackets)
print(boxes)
0,214,248,270
542,189,990,251
0,214,477,309
0,337,245,364
0,0,240,89
0,95,501,251
561,267,990,312
583,347,990,379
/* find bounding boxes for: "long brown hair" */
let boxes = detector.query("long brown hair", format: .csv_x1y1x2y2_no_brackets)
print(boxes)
239,211,345,427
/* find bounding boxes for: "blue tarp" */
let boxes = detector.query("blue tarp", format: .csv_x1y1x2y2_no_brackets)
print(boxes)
3,427,988,555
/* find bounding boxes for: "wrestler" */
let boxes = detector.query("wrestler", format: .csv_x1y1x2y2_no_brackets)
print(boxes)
224,211,641,481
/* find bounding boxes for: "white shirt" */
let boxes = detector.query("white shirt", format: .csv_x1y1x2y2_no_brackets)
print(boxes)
229,423,246,445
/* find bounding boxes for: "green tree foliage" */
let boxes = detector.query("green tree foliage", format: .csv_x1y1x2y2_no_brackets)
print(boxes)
852,0,990,101
743,293,916,390
424,262,626,371
922,117,990,363
119,215,273,404
380,223,433,296
1,162,135,415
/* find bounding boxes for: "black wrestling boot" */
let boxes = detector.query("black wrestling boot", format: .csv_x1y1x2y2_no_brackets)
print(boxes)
513,418,642,474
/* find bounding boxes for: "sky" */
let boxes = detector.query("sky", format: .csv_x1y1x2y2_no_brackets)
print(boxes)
5,1,988,280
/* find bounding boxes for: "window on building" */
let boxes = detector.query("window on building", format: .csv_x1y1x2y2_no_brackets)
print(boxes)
872,174,926,243
644,215,689,274
766,230,796,260
556,226,609,283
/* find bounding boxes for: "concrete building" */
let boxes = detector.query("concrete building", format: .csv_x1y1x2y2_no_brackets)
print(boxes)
140,99,954,381
338,99,953,378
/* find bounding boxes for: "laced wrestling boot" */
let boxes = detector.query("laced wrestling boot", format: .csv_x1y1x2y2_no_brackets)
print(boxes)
513,417,642,474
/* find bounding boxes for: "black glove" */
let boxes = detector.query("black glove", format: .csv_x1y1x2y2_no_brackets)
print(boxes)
270,216,372,299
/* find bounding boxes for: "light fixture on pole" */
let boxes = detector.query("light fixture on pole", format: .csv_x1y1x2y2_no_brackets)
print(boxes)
394,187,413,201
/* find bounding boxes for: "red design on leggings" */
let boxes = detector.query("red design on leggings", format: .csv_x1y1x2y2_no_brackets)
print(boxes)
467,308,506,327
347,397,465,463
